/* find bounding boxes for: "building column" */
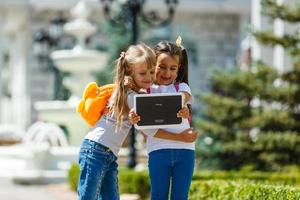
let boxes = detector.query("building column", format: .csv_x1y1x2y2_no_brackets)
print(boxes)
3,7,31,131
0,9,4,123
273,0,285,73
0,45,2,124
251,0,262,61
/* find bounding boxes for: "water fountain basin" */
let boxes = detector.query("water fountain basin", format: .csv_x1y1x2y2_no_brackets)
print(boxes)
34,99,89,146
0,122,79,184
51,48,108,73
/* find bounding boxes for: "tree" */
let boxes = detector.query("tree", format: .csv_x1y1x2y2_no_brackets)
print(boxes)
94,20,131,84
197,0,300,170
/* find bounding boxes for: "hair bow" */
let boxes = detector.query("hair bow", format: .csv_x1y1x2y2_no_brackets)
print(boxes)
176,36,182,48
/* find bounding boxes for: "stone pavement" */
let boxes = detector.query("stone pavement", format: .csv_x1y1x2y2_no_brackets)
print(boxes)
0,178,76,200
0,178,140,200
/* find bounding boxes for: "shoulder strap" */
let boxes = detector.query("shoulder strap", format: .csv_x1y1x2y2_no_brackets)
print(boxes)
174,82,180,92
146,88,151,94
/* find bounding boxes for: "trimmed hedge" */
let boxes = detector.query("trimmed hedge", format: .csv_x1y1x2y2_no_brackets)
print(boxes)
67,164,150,198
189,180,300,200
118,169,150,199
193,170,300,186
68,163,80,191
68,165,300,199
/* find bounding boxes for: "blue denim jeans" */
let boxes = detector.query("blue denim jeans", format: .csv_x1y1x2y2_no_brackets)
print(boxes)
77,139,119,200
148,149,195,200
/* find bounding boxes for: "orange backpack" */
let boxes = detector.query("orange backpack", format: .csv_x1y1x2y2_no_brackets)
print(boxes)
76,82,115,127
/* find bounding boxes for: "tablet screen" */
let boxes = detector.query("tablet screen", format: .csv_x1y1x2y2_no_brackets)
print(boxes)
134,93,183,129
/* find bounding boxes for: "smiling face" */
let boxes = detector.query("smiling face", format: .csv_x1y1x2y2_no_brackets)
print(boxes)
132,62,155,89
155,53,180,85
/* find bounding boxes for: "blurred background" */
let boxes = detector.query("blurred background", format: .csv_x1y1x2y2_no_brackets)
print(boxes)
0,0,300,199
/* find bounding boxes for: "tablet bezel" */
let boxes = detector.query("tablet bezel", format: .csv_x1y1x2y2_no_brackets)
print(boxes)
133,92,184,129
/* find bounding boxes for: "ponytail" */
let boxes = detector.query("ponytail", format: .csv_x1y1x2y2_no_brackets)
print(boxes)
112,57,129,128
176,48,189,85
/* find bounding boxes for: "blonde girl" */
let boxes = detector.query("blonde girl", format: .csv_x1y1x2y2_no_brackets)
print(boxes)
77,43,156,200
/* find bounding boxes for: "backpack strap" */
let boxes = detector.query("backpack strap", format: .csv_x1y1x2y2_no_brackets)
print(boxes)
146,88,151,94
174,82,180,92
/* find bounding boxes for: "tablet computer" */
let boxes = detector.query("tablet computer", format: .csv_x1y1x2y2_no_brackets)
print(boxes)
133,93,183,129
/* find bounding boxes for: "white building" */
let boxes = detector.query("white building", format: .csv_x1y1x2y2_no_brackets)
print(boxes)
0,0,251,136
251,0,298,73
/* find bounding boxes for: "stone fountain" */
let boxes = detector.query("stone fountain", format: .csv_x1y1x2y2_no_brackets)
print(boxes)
0,121,78,184
34,0,108,145
0,0,109,184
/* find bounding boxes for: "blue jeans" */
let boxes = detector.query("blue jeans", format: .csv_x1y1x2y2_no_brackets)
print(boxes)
148,149,195,200
77,139,119,200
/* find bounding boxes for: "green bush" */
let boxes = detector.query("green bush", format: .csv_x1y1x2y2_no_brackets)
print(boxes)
193,170,300,186
118,168,150,199
67,164,150,198
68,163,80,191
67,165,300,199
189,180,300,200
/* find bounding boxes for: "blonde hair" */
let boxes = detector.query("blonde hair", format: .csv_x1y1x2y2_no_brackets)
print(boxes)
112,43,156,128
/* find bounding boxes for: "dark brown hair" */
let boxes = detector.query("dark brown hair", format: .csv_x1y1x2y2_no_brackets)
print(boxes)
153,41,189,85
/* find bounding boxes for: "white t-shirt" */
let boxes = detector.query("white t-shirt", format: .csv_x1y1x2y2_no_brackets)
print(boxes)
141,83,195,153
85,90,135,156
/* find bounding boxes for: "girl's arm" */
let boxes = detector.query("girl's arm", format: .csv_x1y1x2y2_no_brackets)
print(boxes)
152,128,198,143
129,106,189,122
177,106,189,118
181,91,191,106
177,82,192,105
129,109,198,143
178,83,192,117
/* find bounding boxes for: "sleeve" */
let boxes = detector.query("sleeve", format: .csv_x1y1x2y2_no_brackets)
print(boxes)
179,83,193,104
141,129,158,137
126,91,135,110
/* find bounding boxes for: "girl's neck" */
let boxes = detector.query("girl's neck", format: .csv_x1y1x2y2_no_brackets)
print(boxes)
154,82,174,86
132,87,142,93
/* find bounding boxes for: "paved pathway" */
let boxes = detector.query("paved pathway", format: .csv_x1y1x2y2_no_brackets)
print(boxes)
0,178,76,200
0,178,140,200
